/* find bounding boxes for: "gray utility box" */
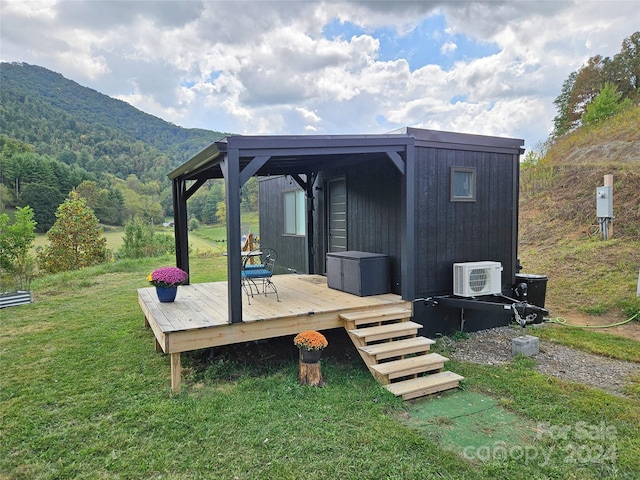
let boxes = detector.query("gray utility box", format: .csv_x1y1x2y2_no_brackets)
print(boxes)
326,251,390,296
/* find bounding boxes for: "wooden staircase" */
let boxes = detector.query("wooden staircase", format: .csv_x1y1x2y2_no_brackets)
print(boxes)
341,306,464,400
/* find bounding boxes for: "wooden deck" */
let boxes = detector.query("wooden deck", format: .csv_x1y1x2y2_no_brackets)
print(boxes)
138,274,412,392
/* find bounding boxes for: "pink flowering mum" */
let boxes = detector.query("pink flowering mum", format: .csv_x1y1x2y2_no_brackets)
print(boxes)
147,267,188,287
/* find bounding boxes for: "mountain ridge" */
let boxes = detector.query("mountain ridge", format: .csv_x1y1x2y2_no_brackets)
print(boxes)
0,62,227,181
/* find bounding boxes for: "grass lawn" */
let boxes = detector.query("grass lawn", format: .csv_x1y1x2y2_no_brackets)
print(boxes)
1,255,639,479
31,226,221,256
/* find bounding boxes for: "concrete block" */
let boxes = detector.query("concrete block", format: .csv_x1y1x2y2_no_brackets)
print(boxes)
512,335,539,356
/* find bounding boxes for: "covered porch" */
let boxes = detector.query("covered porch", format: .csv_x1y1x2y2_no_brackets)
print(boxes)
138,274,412,392
168,134,416,326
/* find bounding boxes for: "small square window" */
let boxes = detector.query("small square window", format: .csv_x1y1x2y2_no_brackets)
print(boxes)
450,167,476,202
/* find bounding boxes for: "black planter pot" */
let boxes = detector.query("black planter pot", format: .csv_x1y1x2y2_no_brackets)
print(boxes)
300,348,322,364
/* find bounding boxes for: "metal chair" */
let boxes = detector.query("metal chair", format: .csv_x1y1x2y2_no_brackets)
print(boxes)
241,248,279,303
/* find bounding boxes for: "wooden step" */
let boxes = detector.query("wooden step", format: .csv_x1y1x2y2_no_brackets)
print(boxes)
370,353,448,381
385,371,465,400
347,321,421,343
340,306,412,326
359,336,435,361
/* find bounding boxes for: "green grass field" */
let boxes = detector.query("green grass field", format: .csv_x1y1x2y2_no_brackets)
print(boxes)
2,255,639,479
31,225,226,256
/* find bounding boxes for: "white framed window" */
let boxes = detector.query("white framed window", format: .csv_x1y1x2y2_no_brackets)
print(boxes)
283,190,306,235
450,167,476,202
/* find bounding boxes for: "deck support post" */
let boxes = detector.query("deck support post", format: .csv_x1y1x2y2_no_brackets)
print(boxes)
171,353,181,393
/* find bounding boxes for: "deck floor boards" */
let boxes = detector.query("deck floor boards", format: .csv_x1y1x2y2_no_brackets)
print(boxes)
139,274,410,351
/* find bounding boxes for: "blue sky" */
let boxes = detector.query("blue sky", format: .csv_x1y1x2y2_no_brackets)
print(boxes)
1,0,638,150
323,14,501,71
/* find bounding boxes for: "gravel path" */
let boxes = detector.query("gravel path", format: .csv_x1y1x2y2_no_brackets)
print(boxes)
442,326,639,397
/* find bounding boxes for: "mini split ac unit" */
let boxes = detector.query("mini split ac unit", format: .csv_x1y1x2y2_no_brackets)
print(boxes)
453,261,503,297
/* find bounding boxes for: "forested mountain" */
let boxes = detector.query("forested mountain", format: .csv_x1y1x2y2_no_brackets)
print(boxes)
0,62,226,182
0,62,233,231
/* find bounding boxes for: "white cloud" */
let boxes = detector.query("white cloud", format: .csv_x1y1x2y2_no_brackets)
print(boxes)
440,41,457,55
1,0,638,148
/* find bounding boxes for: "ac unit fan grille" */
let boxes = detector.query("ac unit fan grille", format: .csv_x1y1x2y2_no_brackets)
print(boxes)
468,268,489,293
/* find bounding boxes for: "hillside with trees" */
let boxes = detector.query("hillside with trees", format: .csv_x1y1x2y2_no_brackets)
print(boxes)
0,62,246,231
1,62,226,179
519,109,639,319
515,32,640,322
551,32,639,139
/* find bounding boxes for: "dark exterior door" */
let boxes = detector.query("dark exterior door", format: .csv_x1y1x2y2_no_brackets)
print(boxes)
327,178,347,252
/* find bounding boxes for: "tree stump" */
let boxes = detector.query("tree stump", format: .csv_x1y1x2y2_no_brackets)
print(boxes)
298,360,324,386
298,349,324,386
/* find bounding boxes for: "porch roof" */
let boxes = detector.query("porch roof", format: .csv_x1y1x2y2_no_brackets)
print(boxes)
168,133,414,183
168,129,523,183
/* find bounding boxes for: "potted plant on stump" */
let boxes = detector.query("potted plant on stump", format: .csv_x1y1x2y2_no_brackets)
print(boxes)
293,330,328,386
147,266,188,303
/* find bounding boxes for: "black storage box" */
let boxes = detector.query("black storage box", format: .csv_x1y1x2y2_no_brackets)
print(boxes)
326,251,390,296
515,273,548,308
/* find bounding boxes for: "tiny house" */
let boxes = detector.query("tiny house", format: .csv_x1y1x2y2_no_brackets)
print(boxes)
255,127,526,336
169,127,529,336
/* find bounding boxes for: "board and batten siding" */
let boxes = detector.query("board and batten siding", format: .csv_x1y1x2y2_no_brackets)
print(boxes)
314,158,403,294
258,176,307,275
342,161,402,294
414,146,519,297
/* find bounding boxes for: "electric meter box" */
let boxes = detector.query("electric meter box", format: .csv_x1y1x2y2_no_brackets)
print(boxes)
596,186,613,218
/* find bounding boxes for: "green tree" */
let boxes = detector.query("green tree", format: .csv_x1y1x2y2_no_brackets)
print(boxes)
551,32,640,139
0,206,37,290
0,134,35,158
117,216,174,259
582,82,633,126
216,201,226,225
19,183,64,232
552,71,578,138
242,177,259,211
75,180,101,210
102,188,125,225
37,192,108,273
610,31,640,100
0,184,17,209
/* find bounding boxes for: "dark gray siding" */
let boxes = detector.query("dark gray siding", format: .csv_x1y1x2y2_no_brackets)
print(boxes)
258,176,307,274
314,158,403,294
414,146,519,296
259,145,519,300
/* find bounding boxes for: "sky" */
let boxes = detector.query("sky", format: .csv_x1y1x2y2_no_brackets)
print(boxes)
1,1,639,151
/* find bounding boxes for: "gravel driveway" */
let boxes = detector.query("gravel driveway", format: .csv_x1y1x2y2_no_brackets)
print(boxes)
441,325,639,397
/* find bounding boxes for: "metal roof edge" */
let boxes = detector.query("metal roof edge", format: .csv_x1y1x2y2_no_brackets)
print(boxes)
168,142,222,180
389,126,524,151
